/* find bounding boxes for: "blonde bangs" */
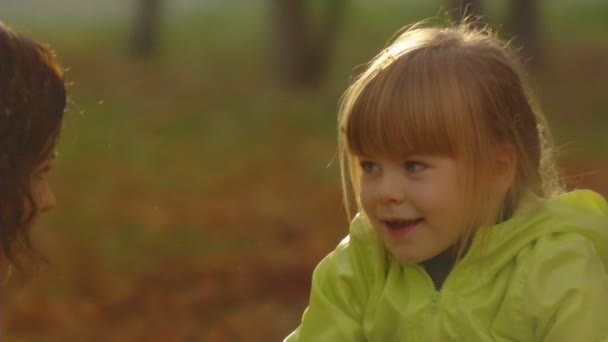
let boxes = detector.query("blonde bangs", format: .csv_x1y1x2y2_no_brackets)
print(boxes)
345,45,480,160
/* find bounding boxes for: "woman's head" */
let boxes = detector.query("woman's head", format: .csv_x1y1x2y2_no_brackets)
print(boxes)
0,22,66,267
338,22,561,260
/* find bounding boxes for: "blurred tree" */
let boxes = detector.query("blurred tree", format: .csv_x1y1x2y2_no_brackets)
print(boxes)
131,0,162,58
508,0,540,68
448,0,540,69
271,0,345,87
450,0,482,21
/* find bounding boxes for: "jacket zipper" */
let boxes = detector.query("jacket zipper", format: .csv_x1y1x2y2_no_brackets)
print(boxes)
415,262,461,341
431,291,441,342
416,232,482,340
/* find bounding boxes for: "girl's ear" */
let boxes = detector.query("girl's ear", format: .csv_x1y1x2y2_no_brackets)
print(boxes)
491,143,517,195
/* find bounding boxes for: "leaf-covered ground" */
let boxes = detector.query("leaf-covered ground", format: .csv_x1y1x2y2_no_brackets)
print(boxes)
2,1,608,341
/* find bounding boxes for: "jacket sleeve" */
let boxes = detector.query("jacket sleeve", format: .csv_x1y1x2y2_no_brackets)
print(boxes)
284,217,378,342
522,233,608,342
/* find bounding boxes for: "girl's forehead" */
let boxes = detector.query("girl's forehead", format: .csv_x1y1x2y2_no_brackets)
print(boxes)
346,85,464,159
346,118,457,159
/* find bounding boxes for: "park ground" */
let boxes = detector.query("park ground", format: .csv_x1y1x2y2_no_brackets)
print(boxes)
1,1,608,340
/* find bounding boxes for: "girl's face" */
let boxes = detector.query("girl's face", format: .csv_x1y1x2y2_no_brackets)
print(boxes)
26,154,56,227
358,153,469,264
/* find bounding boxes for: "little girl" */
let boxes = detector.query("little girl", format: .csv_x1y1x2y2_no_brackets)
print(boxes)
0,22,67,277
285,22,608,341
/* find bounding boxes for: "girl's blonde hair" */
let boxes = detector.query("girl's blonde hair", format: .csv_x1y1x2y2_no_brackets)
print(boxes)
338,21,562,258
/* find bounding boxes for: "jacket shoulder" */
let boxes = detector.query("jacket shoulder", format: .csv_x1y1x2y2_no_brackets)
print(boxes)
515,231,608,340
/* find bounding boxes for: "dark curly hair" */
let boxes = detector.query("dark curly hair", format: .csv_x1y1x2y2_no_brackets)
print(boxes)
0,22,67,268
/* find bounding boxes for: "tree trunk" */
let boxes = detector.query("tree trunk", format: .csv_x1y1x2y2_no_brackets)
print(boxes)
272,0,345,87
509,0,540,68
131,0,162,58
450,0,483,22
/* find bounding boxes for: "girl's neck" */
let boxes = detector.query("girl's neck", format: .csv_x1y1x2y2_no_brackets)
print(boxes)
421,199,518,290
422,247,457,290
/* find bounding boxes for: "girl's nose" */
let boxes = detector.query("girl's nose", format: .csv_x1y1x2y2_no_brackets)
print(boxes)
379,170,407,203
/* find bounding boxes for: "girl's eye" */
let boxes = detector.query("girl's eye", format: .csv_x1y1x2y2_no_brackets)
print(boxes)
359,161,379,173
35,166,52,180
404,161,425,173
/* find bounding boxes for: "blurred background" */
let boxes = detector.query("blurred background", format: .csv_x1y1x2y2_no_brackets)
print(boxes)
1,0,607,340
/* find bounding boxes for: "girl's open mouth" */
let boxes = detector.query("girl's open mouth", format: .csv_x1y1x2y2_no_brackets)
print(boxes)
382,218,423,236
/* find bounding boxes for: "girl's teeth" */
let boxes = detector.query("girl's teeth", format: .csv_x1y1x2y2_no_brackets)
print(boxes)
385,218,422,229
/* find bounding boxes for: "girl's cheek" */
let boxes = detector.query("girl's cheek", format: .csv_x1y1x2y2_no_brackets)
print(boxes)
359,183,373,206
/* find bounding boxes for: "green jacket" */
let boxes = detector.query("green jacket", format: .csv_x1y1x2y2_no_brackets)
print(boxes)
285,190,608,341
